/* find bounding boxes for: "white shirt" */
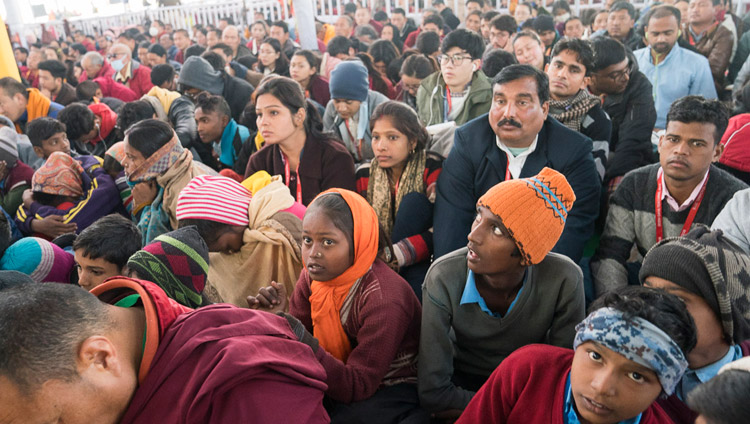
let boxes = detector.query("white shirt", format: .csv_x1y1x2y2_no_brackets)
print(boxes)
495,135,539,179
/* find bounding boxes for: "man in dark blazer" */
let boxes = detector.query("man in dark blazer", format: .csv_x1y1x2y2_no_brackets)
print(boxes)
434,64,601,263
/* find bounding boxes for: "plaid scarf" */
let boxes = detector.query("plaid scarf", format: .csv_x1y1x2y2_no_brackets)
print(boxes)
367,149,426,235
127,132,184,183
548,89,601,132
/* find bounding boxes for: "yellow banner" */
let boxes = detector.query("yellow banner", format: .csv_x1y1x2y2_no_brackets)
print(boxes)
0,16,21,81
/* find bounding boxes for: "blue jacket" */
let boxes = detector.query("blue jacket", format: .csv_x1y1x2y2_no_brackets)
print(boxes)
433,114,601,263
634,45,717,129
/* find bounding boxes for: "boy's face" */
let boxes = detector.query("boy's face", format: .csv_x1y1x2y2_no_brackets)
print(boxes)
74,250,122,292
644,277,728,368
34,131,71,159
466,206,522,275
570,341,663,424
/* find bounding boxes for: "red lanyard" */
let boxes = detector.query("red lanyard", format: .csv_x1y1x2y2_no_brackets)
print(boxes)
282,152,303,204
343,119,364,160
654,173,708,242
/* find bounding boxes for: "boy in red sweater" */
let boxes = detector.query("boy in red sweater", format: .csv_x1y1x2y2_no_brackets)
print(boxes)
457,286,696,424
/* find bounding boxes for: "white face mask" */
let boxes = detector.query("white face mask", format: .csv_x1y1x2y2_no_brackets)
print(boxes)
555,13,570,23
149,27,159,37
111,58,125,72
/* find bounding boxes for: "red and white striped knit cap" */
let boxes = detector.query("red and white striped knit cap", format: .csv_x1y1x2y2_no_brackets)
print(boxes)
176,175,251,226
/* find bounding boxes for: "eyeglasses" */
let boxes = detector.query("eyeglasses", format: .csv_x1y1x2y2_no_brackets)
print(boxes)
604,62,633,82
438,53,472,66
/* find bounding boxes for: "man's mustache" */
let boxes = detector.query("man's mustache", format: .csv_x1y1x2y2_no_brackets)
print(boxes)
496,118,522,128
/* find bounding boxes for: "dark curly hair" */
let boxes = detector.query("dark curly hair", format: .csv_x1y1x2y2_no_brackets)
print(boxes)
666,95,729,145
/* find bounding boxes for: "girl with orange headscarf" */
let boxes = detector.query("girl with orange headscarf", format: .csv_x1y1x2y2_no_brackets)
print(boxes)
248,188,426,423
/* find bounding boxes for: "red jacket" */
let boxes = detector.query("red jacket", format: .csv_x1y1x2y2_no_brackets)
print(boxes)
80,60,115,82
720,113,750,173
457,344,674,424
404,28,420,48
92,278,330,424
94,76,138,102
114,60,154,98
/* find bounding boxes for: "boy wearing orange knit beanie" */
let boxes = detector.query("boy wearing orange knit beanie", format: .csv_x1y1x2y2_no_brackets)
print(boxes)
419,167,586,420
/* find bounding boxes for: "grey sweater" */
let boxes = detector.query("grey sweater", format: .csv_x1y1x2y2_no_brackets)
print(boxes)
712,188,750,254
418,247,585,412
592,164,747,297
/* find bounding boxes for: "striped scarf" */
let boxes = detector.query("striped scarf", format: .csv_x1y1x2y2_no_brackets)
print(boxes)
548,89,601,132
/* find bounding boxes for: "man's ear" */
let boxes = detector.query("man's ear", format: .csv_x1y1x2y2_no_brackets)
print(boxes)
33,145,44,159
77,336,123,378
541,100,549,119
581,75,591,90
713,141,724,161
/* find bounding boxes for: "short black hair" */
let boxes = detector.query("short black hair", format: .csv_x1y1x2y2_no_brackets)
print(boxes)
590,36,627,73
150,63,175,86
666,95,729,145
482,49,518,79
516,2,534,15
116,100,155,132
550,37,595,75
0,284,113,394
125,119,175,158
148,43,167,58
491,15,518,34
687,369,750,423
482,10,500,22
0,77,28,100
416,31,441,56
466,0,484,6
393,7,406,16
271,20,289,33
552,0,571,13
610,1,637,20
70,43,88,56
26,117,66,148
400,53,438,78
184,44,206,60
423,14,445,30
373,10,388,22
344,2,358,14
201,51,225,71
138,41,151,50
644,5,681,27
75,80,99,101
194,91,232,118
37,60,67,80
492,64,550,104
211,42,233,58
565,16,583,27
13,46,28,54
73,214,141,269
58,103,95,142
219,16,234,25
441,28,485,60
327,35,353,57
590,286,697,354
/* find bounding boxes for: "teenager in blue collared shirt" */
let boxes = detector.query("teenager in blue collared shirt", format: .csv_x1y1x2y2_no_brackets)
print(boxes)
641,226,750,424
418,167,585,421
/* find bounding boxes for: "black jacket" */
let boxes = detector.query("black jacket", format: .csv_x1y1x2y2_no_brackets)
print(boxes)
167,95,198,149
434,114,601,263
222,74,254,122
440,8,460,30
601,65,657,180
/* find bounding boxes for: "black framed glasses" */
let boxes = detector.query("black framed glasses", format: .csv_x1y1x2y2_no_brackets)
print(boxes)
438,53,472,66
605,62,633,82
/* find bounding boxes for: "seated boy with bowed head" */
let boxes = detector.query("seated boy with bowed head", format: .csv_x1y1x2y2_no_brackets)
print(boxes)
419,167,585,419
72,214,142,291
0,280,330,423
457,286,696,424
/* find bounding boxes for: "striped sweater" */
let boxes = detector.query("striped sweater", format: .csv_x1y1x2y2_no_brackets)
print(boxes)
592,163,747,296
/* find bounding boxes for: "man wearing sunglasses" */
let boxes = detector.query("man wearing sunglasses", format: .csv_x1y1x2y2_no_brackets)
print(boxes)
416,28,492,127
634,5,716,132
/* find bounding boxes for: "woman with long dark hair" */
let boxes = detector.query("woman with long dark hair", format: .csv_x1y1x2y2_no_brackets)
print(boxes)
244,76,355,205
289,49,330,109
256,37,289,77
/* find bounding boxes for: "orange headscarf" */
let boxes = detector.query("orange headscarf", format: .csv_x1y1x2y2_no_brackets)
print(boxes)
15,88,51,134
308,188,379,362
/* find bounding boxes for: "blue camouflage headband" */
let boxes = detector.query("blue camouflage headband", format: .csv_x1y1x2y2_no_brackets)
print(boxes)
574,307,689,396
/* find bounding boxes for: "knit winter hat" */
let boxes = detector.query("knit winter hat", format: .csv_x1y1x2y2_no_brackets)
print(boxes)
0,237,75,284
32,151,84,197
0,126,19,165
640,226,750,344
477,167,576,265
176,175,252,227
532,15,556,33
178,56,224,95
329,60,369,102
126,226,209,309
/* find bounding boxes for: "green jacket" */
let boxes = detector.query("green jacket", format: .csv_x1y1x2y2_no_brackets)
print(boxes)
416,70,493,127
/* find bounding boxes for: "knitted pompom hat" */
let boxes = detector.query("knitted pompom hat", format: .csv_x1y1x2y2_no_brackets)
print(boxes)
478,167,576,265
0,237,75,283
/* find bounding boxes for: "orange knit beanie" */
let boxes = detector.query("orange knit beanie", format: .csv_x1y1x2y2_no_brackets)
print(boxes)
477,167,576,265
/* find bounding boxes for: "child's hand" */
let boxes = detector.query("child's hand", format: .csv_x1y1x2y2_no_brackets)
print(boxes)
31,215,77,238
247,281,288,313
